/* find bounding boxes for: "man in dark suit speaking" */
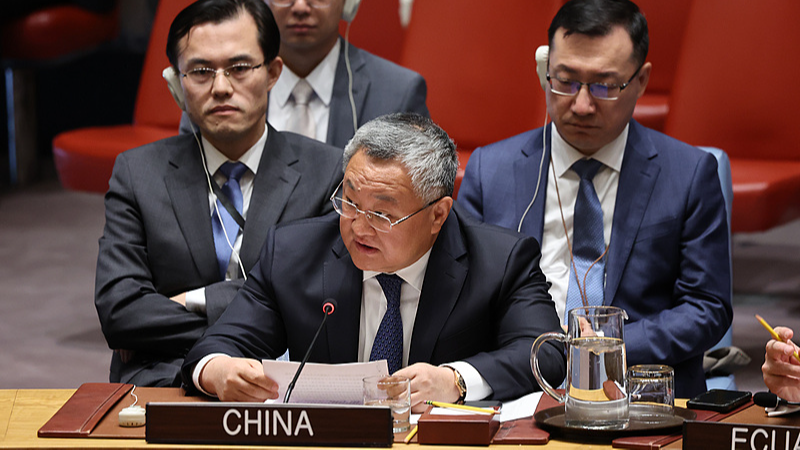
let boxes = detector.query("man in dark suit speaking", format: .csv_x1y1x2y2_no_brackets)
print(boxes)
95,0,342,387
182,113,566,410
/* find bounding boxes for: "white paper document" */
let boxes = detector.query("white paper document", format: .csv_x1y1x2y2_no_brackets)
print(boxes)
498,391,543,422
262,359,389,404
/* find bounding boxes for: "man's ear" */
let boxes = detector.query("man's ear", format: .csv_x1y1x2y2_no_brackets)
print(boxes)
265,56,283,92
635,61,652,99
430,196,453,235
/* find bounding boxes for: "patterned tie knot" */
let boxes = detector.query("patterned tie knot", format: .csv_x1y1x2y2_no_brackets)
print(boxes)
219,161,248,182
571,158,603,181
291,79,314,106
376,274,403,306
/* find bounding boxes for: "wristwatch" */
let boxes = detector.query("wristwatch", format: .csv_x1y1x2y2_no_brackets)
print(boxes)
448,366,467,404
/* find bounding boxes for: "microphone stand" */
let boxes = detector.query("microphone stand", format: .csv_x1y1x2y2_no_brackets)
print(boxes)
284,300,336,403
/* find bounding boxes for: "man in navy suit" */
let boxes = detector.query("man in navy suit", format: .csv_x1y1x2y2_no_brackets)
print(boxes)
182,113,566,410
458,0,731,398
180,0,429,146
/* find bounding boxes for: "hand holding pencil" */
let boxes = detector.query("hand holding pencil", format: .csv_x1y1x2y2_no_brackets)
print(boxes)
757,315,800,403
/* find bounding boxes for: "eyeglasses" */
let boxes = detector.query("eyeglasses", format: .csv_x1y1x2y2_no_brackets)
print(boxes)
181,62,264,85
330,182,440,233
268,0,332,8
546,64,642,100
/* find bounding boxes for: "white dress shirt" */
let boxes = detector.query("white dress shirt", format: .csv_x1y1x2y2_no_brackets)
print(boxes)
540,124,628,323
184,127,268,313
358,249,491,401
268,40,340,143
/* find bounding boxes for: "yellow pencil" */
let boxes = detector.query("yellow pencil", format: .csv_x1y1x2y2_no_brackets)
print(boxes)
403,425,418,444
756,314,800,363
424,400,498,415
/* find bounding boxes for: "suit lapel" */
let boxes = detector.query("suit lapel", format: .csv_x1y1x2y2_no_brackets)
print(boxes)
605,122,660,303
324,236,363,363
240,126,301,271
327,40,368,148
164,143,218,280
515,125,551,242
409,211,468,365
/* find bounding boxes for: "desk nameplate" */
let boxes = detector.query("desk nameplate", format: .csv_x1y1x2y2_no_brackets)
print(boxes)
683,420,800,449
145,402,393,447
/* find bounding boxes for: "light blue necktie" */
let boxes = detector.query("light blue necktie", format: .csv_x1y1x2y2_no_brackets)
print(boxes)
369,274,403,374
212,162,247,280
565,159,606,321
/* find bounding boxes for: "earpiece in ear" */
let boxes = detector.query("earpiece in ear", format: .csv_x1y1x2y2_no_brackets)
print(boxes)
535,45,550,92
162,67,186,111
342,0,361,22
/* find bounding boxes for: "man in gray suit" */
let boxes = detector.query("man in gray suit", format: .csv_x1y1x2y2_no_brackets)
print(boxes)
179,0,429,147
95,0,342,387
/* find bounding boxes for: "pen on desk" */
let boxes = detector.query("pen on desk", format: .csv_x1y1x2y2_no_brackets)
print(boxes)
403,425,418,444
424,400,498,414
755,314,800,364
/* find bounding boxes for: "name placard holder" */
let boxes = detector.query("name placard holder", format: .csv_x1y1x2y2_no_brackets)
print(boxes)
683,420,800,450
146,402,392,447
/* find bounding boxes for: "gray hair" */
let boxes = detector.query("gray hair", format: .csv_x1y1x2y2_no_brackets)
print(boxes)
342,113,458,204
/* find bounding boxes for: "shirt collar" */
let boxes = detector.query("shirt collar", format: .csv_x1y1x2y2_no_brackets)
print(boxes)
550,123,629,178
362,247,433,294
272,39,340,108
201,126,268,176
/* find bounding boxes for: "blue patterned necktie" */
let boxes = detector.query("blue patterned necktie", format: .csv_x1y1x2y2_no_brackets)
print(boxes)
565,159,606,320
212,161,247,280
369,274,403,374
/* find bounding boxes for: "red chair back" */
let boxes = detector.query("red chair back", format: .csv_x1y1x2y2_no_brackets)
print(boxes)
664,0,800,160
338,1,405,64
400,0,562,153
132,0,195,129
636,0,692,96
631,0,692,130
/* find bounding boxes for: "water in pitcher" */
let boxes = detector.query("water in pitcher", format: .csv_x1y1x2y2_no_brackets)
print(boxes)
565,336,629,429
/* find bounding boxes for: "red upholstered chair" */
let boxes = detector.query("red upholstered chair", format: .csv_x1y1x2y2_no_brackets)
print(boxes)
632,0,692,132
2,4,119,185
400,0,562,198
52,0,194,193
663,0,800,233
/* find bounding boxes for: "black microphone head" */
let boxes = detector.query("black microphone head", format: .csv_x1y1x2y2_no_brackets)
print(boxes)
322,298,338,315
754,392,780,408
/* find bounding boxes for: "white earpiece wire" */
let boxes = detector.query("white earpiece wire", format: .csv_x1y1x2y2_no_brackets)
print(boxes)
344,21,358,134
517,112,550,233
191,122,248,281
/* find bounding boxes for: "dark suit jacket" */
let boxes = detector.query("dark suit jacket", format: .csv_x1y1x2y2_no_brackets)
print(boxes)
95,125,343,387
181,206,567,400
179,40,429,147
457,120,732,398
324,40,429,148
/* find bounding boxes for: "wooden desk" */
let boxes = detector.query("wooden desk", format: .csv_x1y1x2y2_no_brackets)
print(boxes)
0,389,608,449
13,389,785,449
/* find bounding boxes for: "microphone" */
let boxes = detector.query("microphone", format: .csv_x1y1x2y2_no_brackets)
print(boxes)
753,392,800,408
283,299,337,403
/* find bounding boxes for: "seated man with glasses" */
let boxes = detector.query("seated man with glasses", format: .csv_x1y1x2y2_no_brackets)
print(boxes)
458,0,731,398
181,113,567,409
95,0,343,388
179,0,429,148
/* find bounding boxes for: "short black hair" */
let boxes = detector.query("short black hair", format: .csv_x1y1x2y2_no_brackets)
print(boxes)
548,0,648,67
166,0,280,68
